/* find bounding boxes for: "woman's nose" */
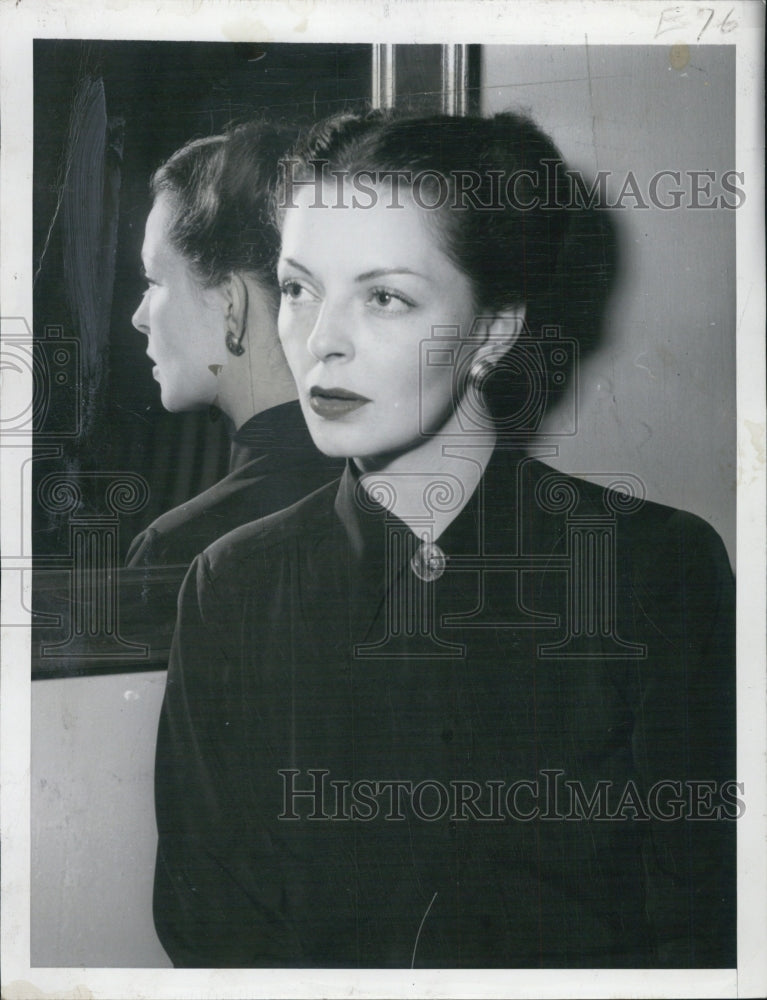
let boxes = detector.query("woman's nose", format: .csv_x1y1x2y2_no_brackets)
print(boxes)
131,294,149,335
305,302,354,362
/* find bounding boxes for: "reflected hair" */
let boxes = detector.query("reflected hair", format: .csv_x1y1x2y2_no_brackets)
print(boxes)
152,120,298,306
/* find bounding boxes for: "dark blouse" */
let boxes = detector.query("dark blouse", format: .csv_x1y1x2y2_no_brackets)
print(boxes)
125,400,341,568
153,447,736,968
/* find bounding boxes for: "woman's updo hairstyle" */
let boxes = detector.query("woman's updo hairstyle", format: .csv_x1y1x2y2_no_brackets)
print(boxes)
151,119,298,309
274,109,571,314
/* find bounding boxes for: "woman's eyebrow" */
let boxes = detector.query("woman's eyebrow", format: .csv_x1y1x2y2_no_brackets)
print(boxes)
279,256,312,276
140,251,159,275
278,259,431,284
355,267,429,283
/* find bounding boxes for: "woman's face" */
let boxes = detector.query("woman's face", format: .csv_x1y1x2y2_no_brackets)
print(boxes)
277,183,479,465
131,194,226,412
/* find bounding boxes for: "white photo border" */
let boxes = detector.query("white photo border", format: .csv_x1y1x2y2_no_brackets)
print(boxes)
1,1,764,997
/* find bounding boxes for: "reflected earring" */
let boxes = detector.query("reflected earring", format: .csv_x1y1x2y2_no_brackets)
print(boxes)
469,357,494,388
225,330,245,357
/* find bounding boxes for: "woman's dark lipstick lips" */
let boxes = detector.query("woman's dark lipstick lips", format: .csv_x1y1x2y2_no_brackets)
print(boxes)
308,386,371,420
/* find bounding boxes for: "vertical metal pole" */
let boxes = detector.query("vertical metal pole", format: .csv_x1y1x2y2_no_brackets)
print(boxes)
371,44,396,109
441,45,469,116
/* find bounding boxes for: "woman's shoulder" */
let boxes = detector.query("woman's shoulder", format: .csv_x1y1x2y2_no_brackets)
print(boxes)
512,457,734,641
200,477,341,585
518,455,726,545
507,454,732,592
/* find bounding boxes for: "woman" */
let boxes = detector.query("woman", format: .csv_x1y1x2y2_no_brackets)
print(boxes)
154,111,736,968
126,122,340,568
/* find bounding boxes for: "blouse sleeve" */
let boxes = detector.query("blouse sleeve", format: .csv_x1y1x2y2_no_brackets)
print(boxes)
152,552,300,967
633,511,737,966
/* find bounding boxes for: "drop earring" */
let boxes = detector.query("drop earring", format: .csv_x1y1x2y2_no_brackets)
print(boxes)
225,330,245,357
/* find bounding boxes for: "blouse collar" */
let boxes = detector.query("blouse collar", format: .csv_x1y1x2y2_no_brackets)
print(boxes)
332,445,525,573
329,447,526,647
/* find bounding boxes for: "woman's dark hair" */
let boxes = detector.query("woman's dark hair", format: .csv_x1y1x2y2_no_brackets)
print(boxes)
274,109,571,313
152,119,298,305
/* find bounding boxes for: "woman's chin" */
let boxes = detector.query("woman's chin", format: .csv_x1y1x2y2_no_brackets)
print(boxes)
303,417,363,459
159,389,210,415
310,435,357,460
308,427,401,465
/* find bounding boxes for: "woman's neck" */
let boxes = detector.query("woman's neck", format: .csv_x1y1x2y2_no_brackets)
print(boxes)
220,370,296,432
355,409,497,541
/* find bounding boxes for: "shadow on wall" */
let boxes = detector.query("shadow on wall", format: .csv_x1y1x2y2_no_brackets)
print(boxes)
503,199,620,436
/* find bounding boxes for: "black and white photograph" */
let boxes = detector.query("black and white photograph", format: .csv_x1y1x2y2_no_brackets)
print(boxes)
1,1,765,997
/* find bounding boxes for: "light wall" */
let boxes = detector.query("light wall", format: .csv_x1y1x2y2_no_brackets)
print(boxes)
483,45,735,564
32,671,171,967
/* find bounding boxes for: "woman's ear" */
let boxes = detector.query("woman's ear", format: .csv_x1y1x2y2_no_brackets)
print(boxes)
472,305,526,366
224,273,250,356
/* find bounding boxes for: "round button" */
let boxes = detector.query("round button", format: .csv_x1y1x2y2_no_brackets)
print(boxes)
411,541,446,582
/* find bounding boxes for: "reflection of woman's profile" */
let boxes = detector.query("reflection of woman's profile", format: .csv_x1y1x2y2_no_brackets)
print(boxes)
126,123,339,568
154,112,735,968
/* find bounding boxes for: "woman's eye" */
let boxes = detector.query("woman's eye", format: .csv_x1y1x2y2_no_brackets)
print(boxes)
367,287,414,314
280,279,317,304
